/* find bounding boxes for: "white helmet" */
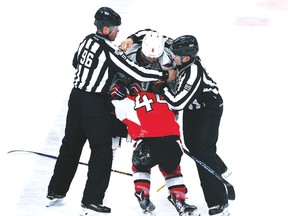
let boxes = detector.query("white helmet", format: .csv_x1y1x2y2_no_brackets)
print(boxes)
141,31,165,58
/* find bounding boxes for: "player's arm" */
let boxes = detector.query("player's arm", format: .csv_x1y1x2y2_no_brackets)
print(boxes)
119,28,155,51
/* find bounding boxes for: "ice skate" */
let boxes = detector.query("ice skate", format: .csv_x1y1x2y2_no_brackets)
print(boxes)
80,203,111,216
209,203,230,216
167,194,200,216
46,193,65,207
134,191,156,215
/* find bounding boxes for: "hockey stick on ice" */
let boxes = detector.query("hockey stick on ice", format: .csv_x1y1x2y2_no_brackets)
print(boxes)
7,150,133,177
156,184,166,192
183,148,235,200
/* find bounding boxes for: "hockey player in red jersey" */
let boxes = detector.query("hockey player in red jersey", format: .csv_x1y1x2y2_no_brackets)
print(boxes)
110,31,200,216
112,87,199,216
113,92,179,140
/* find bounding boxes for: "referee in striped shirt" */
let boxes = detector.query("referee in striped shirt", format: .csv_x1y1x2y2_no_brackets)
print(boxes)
46,7,170,215
163,35,230,216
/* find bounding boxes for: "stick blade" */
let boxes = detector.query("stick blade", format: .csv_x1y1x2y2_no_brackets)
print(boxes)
224,180,236,200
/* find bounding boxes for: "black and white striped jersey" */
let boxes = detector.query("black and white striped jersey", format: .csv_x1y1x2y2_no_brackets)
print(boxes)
72,33,165,94
163,57,221,111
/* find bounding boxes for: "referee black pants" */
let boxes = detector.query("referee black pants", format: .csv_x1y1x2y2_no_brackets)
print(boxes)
48,88,113,205
182,104,228,208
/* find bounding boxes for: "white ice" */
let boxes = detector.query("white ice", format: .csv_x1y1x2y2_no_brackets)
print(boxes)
1,0,288,215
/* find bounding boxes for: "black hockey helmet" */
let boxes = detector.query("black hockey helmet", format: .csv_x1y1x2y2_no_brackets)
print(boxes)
94,7,121,28
170,35,199,57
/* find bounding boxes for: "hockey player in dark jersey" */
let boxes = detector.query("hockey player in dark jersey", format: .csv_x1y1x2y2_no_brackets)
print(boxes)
110,30,177,157
110,32,199,216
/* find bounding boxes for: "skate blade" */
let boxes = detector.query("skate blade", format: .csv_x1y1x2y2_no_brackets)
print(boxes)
46,198,64,207
181,209,201,216
80,208,109,216
143,210,156,216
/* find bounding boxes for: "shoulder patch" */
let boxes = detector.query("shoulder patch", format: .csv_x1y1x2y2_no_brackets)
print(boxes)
120,53,127,60
114,49,127,60
184,83,192,91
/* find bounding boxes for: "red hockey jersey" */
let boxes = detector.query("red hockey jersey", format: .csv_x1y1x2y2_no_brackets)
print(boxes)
112,92,180,140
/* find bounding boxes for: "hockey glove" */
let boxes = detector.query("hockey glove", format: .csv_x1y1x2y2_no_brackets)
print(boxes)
110,81,129,100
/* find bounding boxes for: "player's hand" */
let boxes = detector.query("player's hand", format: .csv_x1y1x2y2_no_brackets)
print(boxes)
168,69,177,81
151,80,165,94
119,38,134,51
